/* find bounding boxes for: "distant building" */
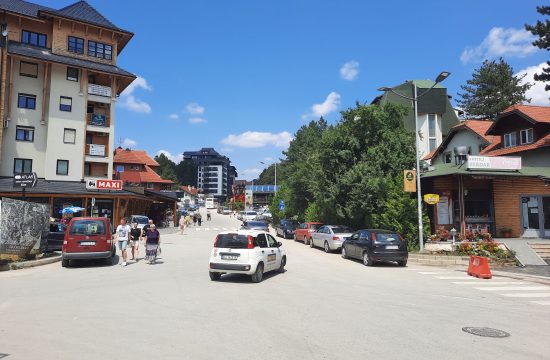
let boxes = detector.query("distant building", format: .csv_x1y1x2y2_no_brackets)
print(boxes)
113,148,174,191
182,148,237,201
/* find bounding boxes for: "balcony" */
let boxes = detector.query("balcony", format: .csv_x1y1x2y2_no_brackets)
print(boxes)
88,83,112,97
85,143,109,157
87,113,111,128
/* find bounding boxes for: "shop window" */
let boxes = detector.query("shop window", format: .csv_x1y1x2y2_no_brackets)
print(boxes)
60,96,72,112
20,61,38,78
16,126,34,142
504,132,517,148
18,93,36,109
63,128,76,144
14,158,32,173
520,128,533,144
56,160,69,176
67,67,79,82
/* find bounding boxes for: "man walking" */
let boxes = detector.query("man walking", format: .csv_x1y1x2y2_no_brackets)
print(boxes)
130,222,142,261
115,218,131,266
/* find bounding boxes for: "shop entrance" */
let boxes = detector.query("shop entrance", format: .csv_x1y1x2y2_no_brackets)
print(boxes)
88,198,114,229
521,196,550,238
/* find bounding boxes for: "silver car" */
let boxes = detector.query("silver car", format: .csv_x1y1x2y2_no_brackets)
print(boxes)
311,225,354,253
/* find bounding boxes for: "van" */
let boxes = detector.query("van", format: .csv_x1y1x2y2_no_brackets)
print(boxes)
61,217,115,267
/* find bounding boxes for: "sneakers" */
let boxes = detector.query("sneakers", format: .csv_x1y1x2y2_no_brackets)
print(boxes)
121,262,127,267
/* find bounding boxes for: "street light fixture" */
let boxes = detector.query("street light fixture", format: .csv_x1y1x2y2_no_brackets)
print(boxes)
378,71,451,252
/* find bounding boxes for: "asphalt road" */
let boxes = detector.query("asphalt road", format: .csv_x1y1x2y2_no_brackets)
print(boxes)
1,211,549,360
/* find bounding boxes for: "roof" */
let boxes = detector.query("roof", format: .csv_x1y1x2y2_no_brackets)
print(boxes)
500,104,550,124
8,41,135,79
118,165,173,185
0,0,54,17
181,185,199,196
114,148,159,167
421,163,550,180
481,133,550,157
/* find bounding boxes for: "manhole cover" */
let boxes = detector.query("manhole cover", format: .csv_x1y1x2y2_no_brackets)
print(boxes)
462,327,510,338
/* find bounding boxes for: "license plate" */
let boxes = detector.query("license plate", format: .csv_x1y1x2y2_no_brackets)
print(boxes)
221,255,238,260
386,245,398,250
80,241,96,246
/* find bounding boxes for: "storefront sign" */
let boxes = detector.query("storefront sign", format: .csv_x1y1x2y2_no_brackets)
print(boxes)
424,194,440,205
467,156,521,171
86,178,123,191
13,172,37,188
89,144,105,157
403,170,416,192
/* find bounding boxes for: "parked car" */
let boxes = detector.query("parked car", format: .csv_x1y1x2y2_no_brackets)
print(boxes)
208,230,286,283
241,220,269,232
275,219,299,239
310,225,354,253
294,222,323,244
42,222,67,252
237,211,246,220
257,211,273,222
128,215,149,230
61,217,115,267
243,211,258,221
223,207,232,215
341,229,408,266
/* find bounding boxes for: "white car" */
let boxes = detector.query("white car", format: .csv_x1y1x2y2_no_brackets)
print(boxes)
243,211,258,221
237,211,245,220
311,225,354,253
208,230,286,282
128,215,149,230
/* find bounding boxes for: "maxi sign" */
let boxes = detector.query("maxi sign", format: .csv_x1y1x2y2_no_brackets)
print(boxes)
86,178,123,191
467,155,522,171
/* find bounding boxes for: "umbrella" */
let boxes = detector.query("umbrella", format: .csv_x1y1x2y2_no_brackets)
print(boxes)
60,206,85,214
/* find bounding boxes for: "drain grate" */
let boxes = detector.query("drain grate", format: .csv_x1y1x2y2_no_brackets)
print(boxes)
462,327,510,338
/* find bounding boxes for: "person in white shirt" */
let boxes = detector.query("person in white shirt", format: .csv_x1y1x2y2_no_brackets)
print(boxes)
115,218,131,266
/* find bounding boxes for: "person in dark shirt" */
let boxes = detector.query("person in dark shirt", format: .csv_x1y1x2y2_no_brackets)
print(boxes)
141,219,153,238
129,222,142,261
145,224,161,264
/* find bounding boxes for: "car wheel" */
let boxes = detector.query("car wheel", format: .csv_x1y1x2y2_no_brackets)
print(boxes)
304,236,310,245
251,263,264,283
363,252,374,266
341,247,348,259
397,260,408,267
104,256,114,266
209,272,221,281
61,258,69,267
324,241,330,253
278,256,286,273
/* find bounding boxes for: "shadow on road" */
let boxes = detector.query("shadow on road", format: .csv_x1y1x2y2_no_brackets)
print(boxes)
64,255,120,269
214,270,285,284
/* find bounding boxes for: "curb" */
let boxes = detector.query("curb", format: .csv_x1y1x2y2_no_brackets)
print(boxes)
455,268,550,286
2,254,62,271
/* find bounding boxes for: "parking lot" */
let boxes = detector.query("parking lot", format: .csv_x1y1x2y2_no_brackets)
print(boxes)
1,211,549,360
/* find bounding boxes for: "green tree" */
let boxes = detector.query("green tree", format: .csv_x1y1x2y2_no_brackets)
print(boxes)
256,164,276,185
154,153,178,182
457,58,532,119
175,159,198,187
525,6,550,96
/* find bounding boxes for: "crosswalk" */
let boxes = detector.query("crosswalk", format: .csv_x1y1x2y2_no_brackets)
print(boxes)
407,267,550,307
190,227,232,232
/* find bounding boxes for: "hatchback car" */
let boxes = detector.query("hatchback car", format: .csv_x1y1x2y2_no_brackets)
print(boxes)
275,219,299,239
243,211,258,221
341,229,408,266
294,222,323,244
208,230,286,283
241,220,269,232
61,217,115,267
311,225,354,252
128,215,149,230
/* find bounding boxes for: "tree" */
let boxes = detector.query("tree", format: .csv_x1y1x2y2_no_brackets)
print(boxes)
175,159,198,187
154,153,178,183
457,58,532,120
525,6,550,96
256,164,276,185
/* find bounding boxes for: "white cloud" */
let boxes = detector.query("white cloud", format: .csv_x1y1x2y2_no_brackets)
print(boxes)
121,138,137,148
189,117,208,124
168,113,179,120
238,168,262,180
340,60,359,81
461,27,537,64
156,150,183,163
302,92,341,120
186,103,205,115
221,131,293,148
119,76,152,114
516,63,550,106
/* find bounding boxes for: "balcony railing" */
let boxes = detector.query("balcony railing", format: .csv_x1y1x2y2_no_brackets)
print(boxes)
85,143,109,157
86,113,111,128
88,83,112,97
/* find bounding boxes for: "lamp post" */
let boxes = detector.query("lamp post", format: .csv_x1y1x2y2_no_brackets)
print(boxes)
378,71,450,252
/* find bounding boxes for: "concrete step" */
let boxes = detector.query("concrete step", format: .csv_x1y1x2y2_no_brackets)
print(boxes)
528,243,550,263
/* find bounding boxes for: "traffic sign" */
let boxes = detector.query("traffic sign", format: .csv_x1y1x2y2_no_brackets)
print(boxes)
279,199,285,211
13,172,38,188
403,170,416,192
86,178,123,191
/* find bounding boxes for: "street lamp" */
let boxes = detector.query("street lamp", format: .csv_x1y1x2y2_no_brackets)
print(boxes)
259,161,277,188
378,71,450,252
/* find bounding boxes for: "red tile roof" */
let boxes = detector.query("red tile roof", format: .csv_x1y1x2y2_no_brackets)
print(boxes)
500,104,550,124
114,148,159,167
181,185,199,196
482,133,550,157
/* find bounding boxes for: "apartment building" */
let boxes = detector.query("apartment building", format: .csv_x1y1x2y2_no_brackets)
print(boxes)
182,148,237,201
0,0,135,181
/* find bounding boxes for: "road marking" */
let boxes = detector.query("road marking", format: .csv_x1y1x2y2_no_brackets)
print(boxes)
476,286,550,292
437,276,477,280
195,228,200,231
502,293,550,298
452,281,527,285
530,301,550,306
213,228,219,230
222,228,227,230
205,228,210,231
418,272,443,275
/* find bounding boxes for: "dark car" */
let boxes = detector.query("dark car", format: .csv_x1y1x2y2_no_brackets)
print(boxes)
341,229,408,266
61,217,115,267
241,220,269,232
275,219,299,239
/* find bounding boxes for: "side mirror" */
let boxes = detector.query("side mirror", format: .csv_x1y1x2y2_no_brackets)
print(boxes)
277,241,282,247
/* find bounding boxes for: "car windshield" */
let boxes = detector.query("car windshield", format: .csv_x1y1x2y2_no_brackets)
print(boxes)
217,234,249,248
246,221,267,227
310,224,321,230
69,220,105,235
332,226,352,234
133,216,148,224
376,233,401,242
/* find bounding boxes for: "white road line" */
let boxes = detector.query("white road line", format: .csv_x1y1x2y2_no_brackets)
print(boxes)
530,301,550,306
502,293,550,298
437,276,477,280
223,228,227,230
477,286,550,292
418,272,444,275
213,228,219,230
205,228,210,231
195,228,200,231
452,281,527,285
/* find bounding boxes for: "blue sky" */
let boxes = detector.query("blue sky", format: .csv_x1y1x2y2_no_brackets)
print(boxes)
43,0,549,180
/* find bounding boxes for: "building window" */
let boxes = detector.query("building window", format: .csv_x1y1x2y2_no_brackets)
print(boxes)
67,36,84,54
14,158,32,173
20,61,38,78
428,114,437,152
15,126,34,142
147,183,154,189
443,152,452,164
63,128,76,144
67,67,79,81
60,96,72,112
520,128,534,145
88,41,112,60
504,132,517,148
18,93,36,109
21,30,47,47
56,160,69,176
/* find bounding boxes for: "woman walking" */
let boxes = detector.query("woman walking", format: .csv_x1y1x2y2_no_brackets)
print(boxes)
179,215,186,235
144,224,161,264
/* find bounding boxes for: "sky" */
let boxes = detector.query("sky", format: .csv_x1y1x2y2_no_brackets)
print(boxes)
43,0,550,180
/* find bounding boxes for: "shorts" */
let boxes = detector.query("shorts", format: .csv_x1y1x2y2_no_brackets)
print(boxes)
130,240,139,247
118,240,128,251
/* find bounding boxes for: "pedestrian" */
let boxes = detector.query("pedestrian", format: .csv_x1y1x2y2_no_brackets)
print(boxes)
197,213,202,226
179,215,186,234
185,213,191,226
145,224,161,264
193,214,197,226
130,222,142,261
115,218,131,266
207,210,211,221
60,213,70,225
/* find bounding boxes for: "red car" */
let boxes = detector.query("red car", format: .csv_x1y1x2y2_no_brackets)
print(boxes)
62,217,115,267
294,222,323,245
